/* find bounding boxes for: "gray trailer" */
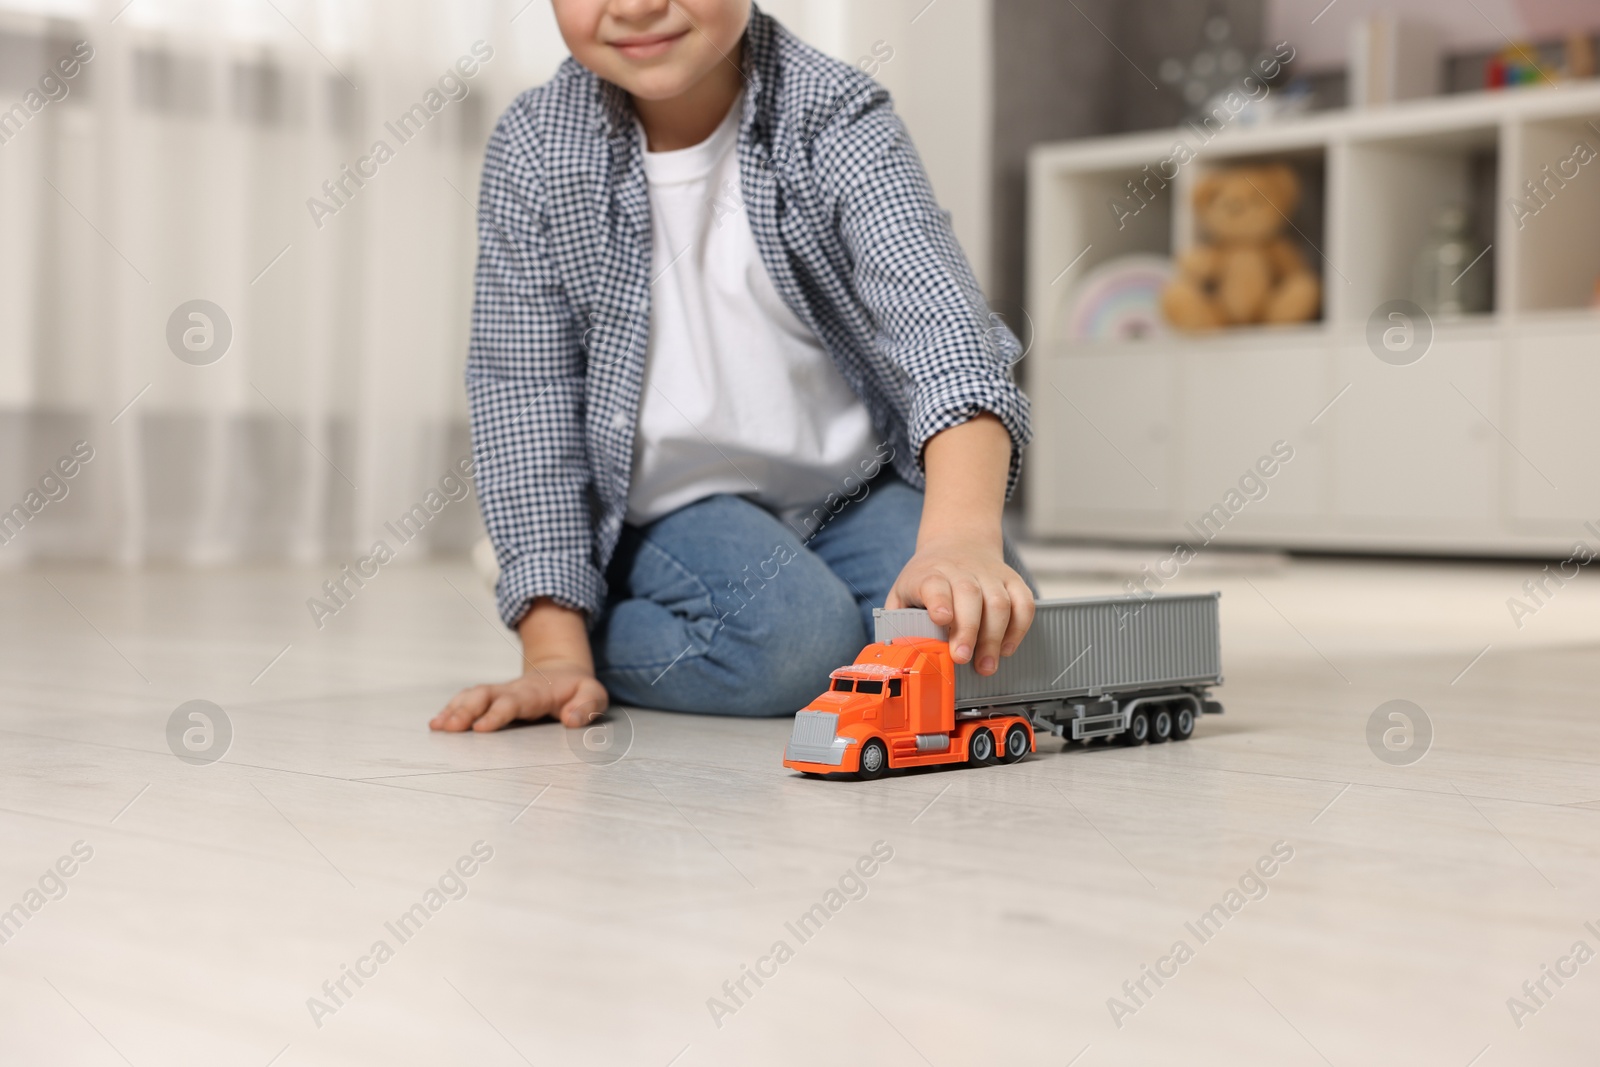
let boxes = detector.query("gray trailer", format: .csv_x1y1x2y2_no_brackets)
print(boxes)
873,592,1223,744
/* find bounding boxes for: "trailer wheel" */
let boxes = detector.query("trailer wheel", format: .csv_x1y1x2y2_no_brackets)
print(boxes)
858,739,889,781
967,726,997,766
1150,707,1173,743
1172,705,1195,741
1123,711,1150,746
1000,723,1031,764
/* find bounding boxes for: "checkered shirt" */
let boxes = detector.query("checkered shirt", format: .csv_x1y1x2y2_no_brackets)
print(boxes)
467,5,1031,628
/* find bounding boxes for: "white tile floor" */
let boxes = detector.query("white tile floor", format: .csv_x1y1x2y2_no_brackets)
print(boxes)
3,551,1599,1066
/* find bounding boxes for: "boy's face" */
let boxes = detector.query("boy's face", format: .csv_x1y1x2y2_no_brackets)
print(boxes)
551,0,750,100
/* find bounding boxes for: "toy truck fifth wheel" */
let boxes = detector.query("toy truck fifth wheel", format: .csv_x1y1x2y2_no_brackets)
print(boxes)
783,593,1224,780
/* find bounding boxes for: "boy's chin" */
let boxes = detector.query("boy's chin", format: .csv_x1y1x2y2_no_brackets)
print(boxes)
607,65,706,101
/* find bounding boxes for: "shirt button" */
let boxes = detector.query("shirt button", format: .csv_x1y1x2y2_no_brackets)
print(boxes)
610,411,629,429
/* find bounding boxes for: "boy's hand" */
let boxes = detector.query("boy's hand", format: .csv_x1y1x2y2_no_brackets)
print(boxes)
431,661,608,732
432,597,605,732
895,412,1034,677
886,533,1035,676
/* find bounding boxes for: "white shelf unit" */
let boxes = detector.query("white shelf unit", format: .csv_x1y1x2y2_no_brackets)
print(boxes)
1026,82,1600,556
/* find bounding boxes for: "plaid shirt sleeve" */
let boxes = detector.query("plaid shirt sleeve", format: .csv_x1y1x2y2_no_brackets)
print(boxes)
467,102,607,628
820,90,1032,496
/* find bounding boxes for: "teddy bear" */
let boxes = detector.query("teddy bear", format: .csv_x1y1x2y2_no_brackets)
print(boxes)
1161,163,1321,329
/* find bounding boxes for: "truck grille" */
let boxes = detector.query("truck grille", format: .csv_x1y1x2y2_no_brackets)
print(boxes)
791,711,839,746
786,712,847,766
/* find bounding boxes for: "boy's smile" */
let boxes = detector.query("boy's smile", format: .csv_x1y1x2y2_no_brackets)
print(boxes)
607,27,692,61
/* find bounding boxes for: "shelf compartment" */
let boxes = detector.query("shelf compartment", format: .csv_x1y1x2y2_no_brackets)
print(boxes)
1338,125,1500,326
1029,160,1177,343
1174,145,1330,328
1512,112,1600,312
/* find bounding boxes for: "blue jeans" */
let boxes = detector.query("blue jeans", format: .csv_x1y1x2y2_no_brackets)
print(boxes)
591,474,1034,716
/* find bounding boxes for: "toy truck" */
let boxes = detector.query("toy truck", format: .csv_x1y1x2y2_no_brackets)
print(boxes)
783,593,1223,779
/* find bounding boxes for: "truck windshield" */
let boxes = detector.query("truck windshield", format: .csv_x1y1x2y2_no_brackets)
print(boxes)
855,680,883,694
831,678,853,692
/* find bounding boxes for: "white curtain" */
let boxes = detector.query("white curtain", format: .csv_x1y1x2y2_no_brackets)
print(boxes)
0,0,570,566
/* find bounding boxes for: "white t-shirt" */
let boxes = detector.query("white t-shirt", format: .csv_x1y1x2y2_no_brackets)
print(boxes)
625,91,878,527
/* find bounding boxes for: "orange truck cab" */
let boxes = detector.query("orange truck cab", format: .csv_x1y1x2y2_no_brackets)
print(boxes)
781,635,1034,780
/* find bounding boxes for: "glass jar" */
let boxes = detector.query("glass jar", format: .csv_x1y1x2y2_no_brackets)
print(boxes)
1413,205,1491,318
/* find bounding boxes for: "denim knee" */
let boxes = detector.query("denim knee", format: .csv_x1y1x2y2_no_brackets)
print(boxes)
705,561,869,716
596,528,871,716
598,596,864,717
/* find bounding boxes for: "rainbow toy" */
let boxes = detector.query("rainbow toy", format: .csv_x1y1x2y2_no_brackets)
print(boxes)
1060,255,1173,341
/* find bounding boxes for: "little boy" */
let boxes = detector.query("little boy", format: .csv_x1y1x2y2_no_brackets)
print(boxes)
432,0,1034,732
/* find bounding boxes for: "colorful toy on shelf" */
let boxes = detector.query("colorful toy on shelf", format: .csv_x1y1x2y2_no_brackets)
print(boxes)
1486,42,1553,88
1161,163,1322,330
782,594,1224,780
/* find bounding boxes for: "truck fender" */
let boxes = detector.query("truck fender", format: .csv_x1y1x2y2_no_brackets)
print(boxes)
959,721,997,754
997,716,1035,755
835,724,883,770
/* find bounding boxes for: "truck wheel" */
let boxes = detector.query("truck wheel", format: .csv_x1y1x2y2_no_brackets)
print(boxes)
1000,723,1030,764
858,739,889,781
1123,711,1150,746
967,726,997,766
1150,707,1173,743
1172,705,1195,741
